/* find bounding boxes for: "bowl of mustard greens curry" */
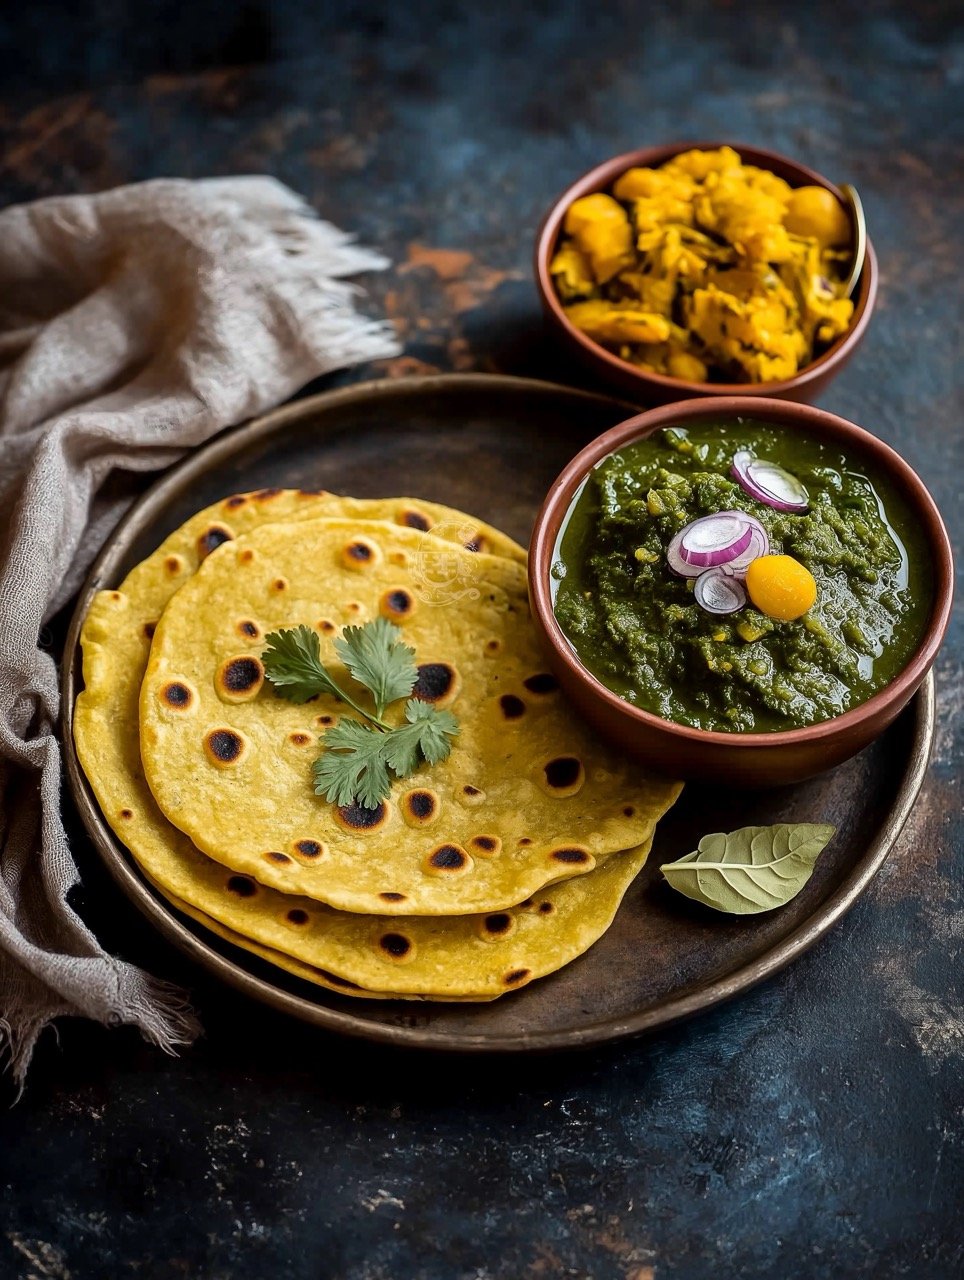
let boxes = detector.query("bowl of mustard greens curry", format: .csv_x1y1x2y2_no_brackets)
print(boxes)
529,398,951,786
534,143,877,405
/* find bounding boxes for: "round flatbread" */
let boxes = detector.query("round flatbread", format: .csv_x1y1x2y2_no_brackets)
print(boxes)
140,840,654,1001
75,498,681,998
137,516,679,915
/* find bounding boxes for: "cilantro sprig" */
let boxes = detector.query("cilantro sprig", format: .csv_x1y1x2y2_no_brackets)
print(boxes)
262,620,458,810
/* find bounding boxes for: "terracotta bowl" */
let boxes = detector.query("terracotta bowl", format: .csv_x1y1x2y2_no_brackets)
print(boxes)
534,141,878,405
528,397,952,787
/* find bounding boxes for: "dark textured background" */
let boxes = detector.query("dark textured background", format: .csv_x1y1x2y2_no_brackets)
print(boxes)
1,2,962,1277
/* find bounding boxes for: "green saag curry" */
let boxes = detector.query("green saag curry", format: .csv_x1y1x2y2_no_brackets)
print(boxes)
552,421,933,733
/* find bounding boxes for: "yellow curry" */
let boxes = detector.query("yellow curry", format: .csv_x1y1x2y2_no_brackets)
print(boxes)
551,146,854,384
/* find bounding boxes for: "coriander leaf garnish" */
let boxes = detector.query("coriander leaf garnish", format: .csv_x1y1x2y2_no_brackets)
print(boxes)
384,700,459,773
333,617,418,719
261,625,347,704
262,621,460,810
262,624,389,727
311,702,458,809
312,719,392,810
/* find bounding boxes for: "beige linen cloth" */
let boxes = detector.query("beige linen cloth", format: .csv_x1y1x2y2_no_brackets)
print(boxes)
0,176,400,1087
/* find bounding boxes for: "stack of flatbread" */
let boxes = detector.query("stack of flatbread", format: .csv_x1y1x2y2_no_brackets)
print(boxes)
75,489,680,1001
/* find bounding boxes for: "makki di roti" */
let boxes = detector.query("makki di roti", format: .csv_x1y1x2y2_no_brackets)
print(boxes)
75,491,681,1001
137,516,679,914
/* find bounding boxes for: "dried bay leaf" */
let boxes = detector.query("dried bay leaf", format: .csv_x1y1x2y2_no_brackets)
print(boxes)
659,823,836,915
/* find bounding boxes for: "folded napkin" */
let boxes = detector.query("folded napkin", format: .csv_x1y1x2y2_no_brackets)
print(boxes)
0,176,400,1088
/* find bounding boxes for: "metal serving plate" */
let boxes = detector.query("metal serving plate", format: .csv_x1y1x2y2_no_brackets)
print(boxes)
61,375,935,1051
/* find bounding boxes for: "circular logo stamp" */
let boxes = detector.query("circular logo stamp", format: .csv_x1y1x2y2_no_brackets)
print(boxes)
410,520,483,605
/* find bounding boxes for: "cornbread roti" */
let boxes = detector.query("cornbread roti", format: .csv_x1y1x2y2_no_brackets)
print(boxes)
137,839,656,1000
75,493,679,998
137,517,679,914
126,487,526,602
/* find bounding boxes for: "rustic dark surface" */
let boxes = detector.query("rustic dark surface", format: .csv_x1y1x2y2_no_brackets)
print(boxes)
1,2,962,1278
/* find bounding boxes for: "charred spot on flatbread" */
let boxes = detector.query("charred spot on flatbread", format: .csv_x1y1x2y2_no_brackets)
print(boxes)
335,801,389,833
288,732,312,747
499,694,526,720
293,839,325,859
503,967,531,986
379,891,407,903
378,932,414,962
413,662,460,707
402,789,439,827
341,536,381,571
143,621,157,641
237,619,261,641
204,728,246,766
197,524,233,560
286,909,309,926
226,875,256,897
425,843,471,874
254,487,282,501
160,681,194,710
549,846,593,867
398,507,433,531
481,913,515,939
541,756,585,797
379,588,415,621
164,555,185,576
216,655,264,701
224,495,248,510
265,851,291,865
469,835,501,857
523,673,559,695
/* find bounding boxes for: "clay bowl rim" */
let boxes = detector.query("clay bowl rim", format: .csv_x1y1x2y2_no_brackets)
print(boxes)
529,396,953,752
533,139,879,400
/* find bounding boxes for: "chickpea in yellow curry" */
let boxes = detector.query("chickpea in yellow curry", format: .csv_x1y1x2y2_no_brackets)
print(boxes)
551,147,855,384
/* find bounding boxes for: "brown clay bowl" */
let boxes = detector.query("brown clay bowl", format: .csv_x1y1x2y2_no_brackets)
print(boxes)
528,397,952,787
534,141,878,406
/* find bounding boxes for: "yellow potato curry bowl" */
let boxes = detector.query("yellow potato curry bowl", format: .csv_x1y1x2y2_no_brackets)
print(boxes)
534,142,877,405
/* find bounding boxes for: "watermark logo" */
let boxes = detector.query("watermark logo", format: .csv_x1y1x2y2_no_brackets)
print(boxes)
410,520,483,605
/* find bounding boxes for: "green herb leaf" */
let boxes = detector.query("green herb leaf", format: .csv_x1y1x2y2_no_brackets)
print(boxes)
659,823,835,915
313,701,458,809
333,617,418,719
261,625,344,704
265,620,459,810
262,625,390,727
312,720,392,810
383,700,459,774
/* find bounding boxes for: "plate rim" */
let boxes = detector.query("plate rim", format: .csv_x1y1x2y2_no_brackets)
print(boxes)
60,373,936,1052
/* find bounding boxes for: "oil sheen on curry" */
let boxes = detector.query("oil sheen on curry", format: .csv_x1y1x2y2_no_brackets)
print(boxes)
552,421,933,733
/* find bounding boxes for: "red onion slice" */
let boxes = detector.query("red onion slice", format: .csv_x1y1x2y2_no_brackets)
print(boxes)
724,520,769,576
666,511,755,575
694,568,748,615
731,449,809,513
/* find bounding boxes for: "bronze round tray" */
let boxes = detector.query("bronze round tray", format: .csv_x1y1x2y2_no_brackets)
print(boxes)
62,374,935,1051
